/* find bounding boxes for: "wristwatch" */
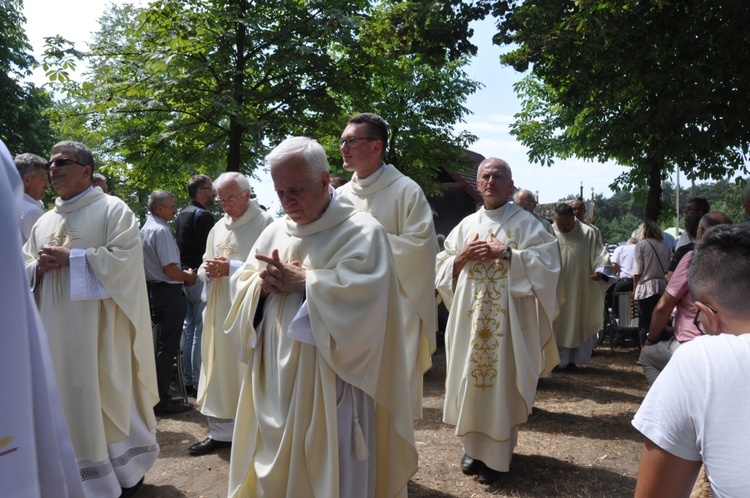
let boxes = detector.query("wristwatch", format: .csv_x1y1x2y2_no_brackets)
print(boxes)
502,247,512,260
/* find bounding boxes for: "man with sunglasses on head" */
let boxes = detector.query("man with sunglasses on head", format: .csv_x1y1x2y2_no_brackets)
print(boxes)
633,223,750,497
336,112,438,422
23,141,160,497
639,212,732,385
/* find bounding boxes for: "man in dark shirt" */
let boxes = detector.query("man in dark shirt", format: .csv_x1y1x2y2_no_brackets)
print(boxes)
175,174,215,397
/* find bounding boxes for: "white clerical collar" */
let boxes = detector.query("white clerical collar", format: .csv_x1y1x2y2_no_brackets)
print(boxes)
59,186,93,206
354,163,386,187
481,202,510,225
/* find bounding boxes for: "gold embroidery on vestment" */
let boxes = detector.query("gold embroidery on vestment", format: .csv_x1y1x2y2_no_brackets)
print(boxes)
215,237,237,259
466,259,509,390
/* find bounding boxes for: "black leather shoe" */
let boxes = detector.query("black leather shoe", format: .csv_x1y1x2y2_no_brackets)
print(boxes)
154,398,192,416
460,453,483,475
120,476,144,498
476,465,504,485
189,437,231,456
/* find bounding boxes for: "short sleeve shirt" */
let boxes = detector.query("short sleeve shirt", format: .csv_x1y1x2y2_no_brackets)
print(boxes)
665,251,700,342
140,214,181,283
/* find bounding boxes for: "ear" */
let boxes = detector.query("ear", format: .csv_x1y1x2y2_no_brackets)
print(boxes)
321,171,330,189
695,301,722,335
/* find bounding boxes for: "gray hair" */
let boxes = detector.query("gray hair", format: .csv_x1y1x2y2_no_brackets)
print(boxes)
477,157,512,181
266,137,328,178
51,141,95,171
14,153,48,179
214,171,251,192
147,190,174,213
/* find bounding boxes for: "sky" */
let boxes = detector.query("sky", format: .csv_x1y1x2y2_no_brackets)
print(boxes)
22,0,656,213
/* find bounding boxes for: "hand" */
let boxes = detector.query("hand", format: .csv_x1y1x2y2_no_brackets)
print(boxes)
204,257,229,278
256,249,305,295
590,272,603,281
486,233,508,260
184,268,198,286
37,244,71,274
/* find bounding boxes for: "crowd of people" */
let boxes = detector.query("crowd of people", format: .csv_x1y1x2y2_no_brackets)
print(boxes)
3,111,750,497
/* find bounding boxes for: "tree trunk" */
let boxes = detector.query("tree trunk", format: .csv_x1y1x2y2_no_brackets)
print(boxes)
645,155,663,221
226,0,247,173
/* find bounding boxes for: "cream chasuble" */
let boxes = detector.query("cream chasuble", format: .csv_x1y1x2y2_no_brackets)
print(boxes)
224,195,417,498
338,163,437,419
23,188,159,494
552,220,611,349
197,200,272,419
436,203,560,470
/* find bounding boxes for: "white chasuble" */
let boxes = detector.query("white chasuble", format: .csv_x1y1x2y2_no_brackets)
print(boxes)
23,188,159,496
338,163,437,419
197,200,272,419
225,195,417,498
552,219,612,349
436,204,560,463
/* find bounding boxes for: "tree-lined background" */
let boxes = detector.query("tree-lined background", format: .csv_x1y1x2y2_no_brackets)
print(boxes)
3,0,749,225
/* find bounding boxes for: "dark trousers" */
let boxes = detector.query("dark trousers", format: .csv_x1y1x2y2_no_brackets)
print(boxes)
147,282,188,399
637,293,662,346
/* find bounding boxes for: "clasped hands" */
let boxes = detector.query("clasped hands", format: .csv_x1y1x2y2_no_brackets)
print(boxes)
36,244,71,277
257,249,305,295
204,257,229,279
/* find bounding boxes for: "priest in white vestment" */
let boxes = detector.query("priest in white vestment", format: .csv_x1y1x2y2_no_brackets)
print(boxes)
225,137,417,497
552,203,612,367
23,141,159,498
436,158,560,484
1,139,84,498
189,172,273,455
336,112,437,420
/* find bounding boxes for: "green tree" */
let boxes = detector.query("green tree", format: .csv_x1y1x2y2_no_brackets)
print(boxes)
0,0,55,155
45,0,484,200
493,0,750,220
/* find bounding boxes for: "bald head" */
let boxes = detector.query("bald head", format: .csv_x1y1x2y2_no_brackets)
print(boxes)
514,189,537,213
697,211,732,240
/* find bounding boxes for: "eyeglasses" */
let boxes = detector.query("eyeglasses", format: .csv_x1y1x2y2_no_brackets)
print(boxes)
572,206,586,212
693,303,718,335
48,157,86,168
338,136,379,148
216,190,248,204
478,173,507,182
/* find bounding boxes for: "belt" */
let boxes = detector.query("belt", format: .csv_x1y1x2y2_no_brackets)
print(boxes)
146,281,182,288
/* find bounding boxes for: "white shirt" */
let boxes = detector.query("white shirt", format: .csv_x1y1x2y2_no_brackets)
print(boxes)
633,334,750,497
20,193,45,244
611,244,636,278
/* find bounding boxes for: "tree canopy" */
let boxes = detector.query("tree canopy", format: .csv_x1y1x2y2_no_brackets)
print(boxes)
0,0,55,156
42,0,485,204
492,0,750,220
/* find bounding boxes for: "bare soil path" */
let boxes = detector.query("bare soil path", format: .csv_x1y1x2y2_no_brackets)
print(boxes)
139,344,647,497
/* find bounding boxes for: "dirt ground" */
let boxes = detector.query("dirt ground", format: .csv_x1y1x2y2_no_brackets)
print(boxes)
138,343,649,497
